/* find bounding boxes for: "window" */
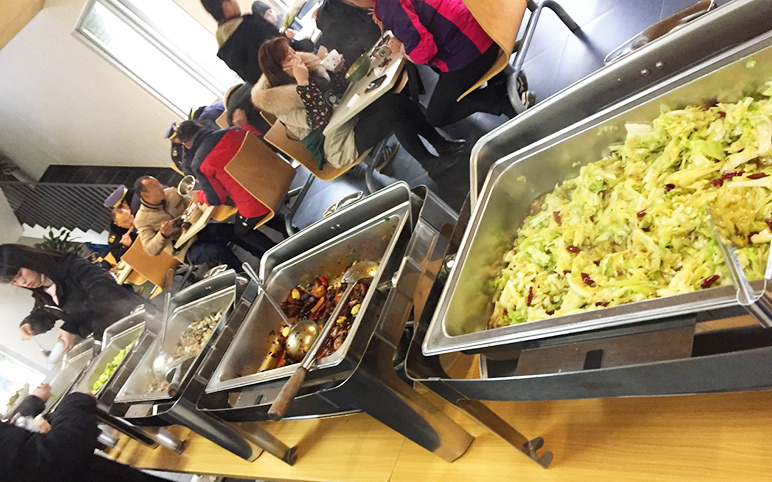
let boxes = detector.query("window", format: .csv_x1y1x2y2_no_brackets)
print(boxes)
75,0,239,117
0,349,45,415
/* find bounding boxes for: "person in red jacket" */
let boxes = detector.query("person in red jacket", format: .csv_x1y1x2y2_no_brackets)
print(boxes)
176,116,286,241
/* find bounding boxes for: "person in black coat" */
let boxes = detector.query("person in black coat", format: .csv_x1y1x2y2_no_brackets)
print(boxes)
315,0,381,69
0,391,167,482
0,244,148,351
201,0,282,84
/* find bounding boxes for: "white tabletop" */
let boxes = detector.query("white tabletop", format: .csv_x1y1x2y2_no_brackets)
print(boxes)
174,204,215,249
323,40,406,135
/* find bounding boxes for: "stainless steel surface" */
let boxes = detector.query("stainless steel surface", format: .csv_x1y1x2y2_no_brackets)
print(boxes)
241,261,293,327
285,320,319,359
45,338,94,412
152,268,177,378
116,283,236,403
603,0,715,65
426,32,772,356
469,0,772,204
206,204,409,393
70,314,146,395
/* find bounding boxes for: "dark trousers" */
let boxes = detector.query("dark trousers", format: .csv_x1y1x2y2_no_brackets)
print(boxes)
426,44,504,127
354,91,442,164
186,222,274,270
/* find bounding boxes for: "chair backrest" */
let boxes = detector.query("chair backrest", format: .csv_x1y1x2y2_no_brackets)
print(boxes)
261,110,278,126
224,133,296,227
264,121,368,181
457,0,528,101
215,111,228,128
121,239,180,289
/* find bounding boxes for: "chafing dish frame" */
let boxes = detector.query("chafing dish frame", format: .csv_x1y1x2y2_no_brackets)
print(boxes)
425,29,772,356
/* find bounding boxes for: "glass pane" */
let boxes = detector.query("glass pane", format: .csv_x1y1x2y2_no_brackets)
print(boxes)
80,1,218,116
124,0,238,91
0,350,45,414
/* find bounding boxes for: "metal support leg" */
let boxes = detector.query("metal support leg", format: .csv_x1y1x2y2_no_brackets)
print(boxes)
95,407,159,448
328,340,474,462
542,0,580,31
456,399,552,468
167,397,296,464
285,175,315,235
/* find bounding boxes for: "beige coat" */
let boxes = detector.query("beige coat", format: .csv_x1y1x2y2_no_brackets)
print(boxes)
134,188,194,263
250,52,359,168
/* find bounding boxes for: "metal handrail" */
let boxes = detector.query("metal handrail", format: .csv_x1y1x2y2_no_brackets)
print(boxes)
0,181,119,233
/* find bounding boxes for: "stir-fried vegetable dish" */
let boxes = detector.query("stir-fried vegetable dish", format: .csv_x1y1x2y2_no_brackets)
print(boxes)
92,342,134,393
489,84,772,329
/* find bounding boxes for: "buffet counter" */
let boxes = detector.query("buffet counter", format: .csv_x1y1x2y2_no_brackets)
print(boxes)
113,355,772,481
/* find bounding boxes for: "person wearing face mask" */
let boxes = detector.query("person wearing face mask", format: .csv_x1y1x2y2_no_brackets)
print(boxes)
0,244,148,352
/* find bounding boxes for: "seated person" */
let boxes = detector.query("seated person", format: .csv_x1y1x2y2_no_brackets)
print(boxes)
1,387,168,482
132,176,271,271
106,205,138,265
251,38,466,178
201,0,283,84
103,184,141,215
342,0,517,126
175,118,286,238
252,1,315,52
166,101,226,174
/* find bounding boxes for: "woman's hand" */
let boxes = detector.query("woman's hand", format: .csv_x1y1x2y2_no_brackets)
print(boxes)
289,56,310,85
388,37,405,56
316,45,329,59
19,323,34,340
56,329,76,352
35,418,51,433
232,108,248,128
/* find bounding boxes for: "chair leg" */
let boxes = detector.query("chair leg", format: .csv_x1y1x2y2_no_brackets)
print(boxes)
543,0,580,32
284,175,315,235
179,263,196,290
364,139,388,194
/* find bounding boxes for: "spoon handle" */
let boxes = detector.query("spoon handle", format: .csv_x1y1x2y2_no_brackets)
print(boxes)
268,282,358,421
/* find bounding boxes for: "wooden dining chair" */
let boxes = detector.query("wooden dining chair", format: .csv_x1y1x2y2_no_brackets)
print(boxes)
460,0,579,112
120,239,180,292
224,132,297,229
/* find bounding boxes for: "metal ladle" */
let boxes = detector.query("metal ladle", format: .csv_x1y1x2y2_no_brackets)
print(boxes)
268,261,379,421
152,268,178,379
32,337,51,358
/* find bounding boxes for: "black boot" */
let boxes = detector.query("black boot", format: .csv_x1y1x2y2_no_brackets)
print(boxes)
419,154,464,178
434,138,469,156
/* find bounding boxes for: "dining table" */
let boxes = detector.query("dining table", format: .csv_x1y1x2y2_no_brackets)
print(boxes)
174,204,216,249
323,33,407,136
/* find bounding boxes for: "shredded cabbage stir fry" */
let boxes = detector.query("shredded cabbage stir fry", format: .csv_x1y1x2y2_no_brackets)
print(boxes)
489,83,772,329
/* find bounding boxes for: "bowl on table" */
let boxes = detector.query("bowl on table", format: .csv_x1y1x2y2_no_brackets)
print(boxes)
346,53,371,83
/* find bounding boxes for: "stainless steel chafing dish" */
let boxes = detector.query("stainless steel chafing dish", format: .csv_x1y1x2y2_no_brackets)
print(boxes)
205,202,407,393
425,30,772,356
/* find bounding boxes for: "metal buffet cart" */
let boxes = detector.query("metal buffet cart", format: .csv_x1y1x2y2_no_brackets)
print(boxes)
70,0,772,470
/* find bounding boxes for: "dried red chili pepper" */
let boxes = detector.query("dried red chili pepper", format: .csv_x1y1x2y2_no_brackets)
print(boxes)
566,245,580,253
711,178,724,188
701,275,720,289
595,301,609,307
553,211,562,225
665,184,675,192
717,111,726,117
766,219,772,231
319,276,329,287
747,173,769,180
721,170,744,179
562,270,571,275
637,210,646,218
748,231,759,244
593,260,601,266
546,310,555,315
526,287,533,306
581,273,596,287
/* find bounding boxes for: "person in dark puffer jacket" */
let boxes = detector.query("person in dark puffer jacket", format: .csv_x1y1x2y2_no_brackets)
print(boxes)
1,244,149,351
1,391,167,482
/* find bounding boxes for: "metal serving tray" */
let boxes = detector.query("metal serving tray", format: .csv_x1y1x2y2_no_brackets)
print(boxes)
45,338,94,412
70,313,146,395
469,0,772,204
424,31,772,356
115,282,236,403
206,199,410,393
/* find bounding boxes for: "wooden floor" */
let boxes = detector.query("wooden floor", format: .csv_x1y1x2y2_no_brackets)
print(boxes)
114,386,772,481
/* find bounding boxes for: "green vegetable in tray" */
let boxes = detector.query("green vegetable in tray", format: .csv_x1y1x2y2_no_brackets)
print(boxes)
489,84,772,329
91,342,134,394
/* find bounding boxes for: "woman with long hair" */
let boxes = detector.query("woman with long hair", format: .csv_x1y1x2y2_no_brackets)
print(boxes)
0,244,148,351
251,37,467,178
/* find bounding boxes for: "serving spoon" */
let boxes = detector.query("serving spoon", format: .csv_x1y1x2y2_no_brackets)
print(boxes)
267,261,379,421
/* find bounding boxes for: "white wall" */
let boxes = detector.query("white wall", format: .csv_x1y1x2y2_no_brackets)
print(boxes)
0,0,181,180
